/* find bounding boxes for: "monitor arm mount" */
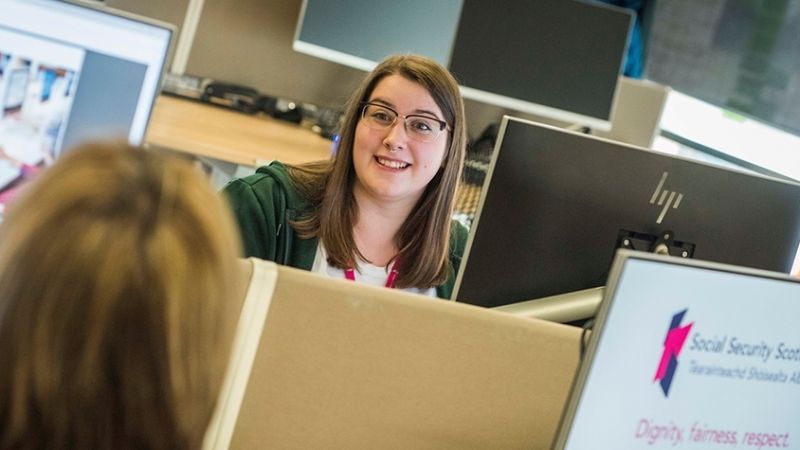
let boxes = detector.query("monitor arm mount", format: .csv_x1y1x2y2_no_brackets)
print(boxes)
616,229,695,258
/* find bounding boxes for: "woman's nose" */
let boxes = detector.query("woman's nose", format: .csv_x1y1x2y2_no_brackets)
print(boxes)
383,120,408,152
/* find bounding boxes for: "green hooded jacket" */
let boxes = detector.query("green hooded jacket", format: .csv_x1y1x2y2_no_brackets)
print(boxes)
222,162,468,299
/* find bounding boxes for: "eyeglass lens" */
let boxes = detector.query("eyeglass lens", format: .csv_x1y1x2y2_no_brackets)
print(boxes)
362,104,444,143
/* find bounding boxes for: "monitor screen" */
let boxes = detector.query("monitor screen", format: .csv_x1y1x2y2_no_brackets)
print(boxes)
452,117,800,314
449,0,633,129
293,0,463,71
554,251,800,449
0,0,173,214
293,0,632,130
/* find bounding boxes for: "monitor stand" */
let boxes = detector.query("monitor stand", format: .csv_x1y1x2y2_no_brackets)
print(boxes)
617,229,695,258
494,287,605,323
493,231,695,324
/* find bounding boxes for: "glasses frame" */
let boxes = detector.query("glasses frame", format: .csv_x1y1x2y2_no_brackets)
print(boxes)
359,101,451,142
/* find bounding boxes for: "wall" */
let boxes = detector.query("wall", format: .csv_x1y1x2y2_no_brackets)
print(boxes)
109,0,364,109
107,0,188,38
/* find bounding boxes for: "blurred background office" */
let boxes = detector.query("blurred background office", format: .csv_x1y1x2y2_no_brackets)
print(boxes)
97,0,800,184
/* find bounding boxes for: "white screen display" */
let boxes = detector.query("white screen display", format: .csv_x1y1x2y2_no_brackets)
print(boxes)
0,0,172,218
560,256,800,449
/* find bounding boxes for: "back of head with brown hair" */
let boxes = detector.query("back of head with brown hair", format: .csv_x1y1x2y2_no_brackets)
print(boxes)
292,54,467,289
0,142,241,449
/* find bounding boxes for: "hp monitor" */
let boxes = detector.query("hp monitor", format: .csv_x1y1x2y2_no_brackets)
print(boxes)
553,250,800,449
452,117,800,320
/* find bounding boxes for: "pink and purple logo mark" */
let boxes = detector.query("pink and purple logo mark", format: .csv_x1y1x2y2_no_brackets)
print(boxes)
654,309,694,397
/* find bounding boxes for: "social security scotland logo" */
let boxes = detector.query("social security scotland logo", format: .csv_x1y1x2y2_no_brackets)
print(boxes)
654,309,694,396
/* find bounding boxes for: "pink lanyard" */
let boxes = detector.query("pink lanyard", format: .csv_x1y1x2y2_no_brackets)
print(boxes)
344,259,400,289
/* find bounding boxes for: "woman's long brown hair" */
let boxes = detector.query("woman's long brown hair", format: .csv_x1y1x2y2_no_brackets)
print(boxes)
291,54,467,289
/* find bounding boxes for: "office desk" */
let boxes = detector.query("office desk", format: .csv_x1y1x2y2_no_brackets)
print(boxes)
146,95,333,167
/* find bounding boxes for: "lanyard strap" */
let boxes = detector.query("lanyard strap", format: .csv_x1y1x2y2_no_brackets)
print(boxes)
344,259,399,289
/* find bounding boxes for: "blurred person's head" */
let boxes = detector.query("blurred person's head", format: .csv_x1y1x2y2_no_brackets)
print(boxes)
0,142,241,449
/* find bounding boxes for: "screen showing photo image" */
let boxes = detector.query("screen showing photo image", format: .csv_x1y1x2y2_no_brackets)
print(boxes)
0,0,173,221
0,30,83,212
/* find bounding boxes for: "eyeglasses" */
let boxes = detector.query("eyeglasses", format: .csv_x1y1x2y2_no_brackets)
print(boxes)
359,102,451,143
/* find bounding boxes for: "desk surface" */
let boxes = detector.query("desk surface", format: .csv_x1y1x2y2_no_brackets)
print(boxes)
146,96,333,167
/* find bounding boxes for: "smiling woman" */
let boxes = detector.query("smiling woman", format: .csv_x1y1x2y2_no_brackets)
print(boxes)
350,75,449,223
223,54,468,298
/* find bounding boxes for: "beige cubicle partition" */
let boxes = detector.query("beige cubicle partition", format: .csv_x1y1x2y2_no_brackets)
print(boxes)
592,76,670,149
206,259,582,450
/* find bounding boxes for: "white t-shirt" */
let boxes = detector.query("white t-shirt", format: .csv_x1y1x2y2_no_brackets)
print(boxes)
311,243,437,298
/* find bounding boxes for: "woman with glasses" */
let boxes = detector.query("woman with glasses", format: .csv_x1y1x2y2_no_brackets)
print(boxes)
223,54,467,298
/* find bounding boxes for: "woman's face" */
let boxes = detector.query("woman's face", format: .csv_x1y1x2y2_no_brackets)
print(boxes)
352,74,448,208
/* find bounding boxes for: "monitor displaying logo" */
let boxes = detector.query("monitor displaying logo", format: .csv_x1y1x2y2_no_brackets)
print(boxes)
649,172,684,224
654,309,693,396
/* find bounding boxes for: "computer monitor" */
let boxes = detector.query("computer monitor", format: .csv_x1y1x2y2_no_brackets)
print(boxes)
449,0,633,130
452,117,800,320
293,0,463,71
293,0,632,130
553,250,800,449
0,0,173,212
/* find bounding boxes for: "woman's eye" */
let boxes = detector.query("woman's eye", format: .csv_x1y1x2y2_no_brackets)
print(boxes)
370,110,394,123
410,119,434,133
366,106,395,125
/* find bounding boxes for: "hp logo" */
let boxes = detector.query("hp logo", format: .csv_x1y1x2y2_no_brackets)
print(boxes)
650,172,684,224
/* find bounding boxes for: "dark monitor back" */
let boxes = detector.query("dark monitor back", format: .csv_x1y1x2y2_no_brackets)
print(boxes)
449,0,632,126
453,117,800,308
